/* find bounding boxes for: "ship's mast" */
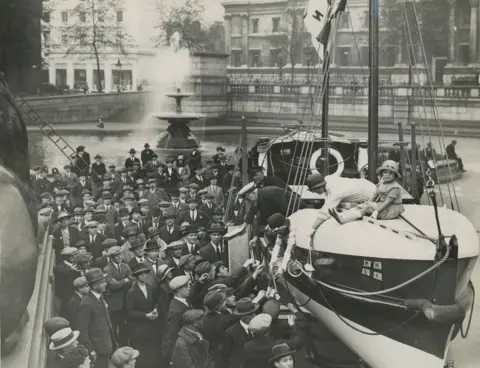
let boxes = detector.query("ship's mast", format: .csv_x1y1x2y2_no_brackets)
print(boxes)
367,0,380,182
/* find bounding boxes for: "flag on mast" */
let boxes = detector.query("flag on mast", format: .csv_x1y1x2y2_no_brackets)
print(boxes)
304,0,348,62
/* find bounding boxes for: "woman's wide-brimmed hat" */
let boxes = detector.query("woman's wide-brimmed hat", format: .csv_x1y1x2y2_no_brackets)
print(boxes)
376,159,401,178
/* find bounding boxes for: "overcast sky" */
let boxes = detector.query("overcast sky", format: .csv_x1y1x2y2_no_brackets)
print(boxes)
201,0,225,24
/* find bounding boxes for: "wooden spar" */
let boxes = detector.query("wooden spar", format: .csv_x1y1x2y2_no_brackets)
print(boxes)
321,51,330,177
367,0,380,182
397,122,407,187
411,122,417,202
240,116,252,241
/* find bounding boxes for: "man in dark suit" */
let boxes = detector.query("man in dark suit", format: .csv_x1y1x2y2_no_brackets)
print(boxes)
164,158,179,193
223,298,259,368
176,198,208,227
77,268,117,368
125,148,141,168
66,276,90,329
158,210,182,244
74,145,91,177
143,240,163,287
91,154,107,178
34,169,52,197
114,207,131,242
94,238,117,270
212,146,225,165
145,207,163,233
112,168,135,199
199,223,227,265
82,221,106,260
200,194,215,221
53,247,82,316
250,166,290,191
125,263,162,368
190,167,207,189
143,179,169,210
104,246,133,345
188,148,202,173
446,139,465,172
169,192,188,216
101,192,117,228
52,212,80,261
388,143,401,163
141,143,155,167
162,275,192,363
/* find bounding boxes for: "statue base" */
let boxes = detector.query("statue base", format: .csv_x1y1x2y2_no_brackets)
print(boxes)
156,121,199,149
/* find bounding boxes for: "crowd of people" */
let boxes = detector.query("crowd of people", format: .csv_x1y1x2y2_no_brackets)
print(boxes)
36,143,307,368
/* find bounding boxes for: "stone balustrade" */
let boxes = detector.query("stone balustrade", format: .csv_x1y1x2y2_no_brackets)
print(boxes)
228,83,480,99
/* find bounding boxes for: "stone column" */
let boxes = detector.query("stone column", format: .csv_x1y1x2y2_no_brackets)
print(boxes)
48,63,56,85
240,13,249,66
470,0,479,64
66,61,74,89
86,62,93,91
105,63,112,93
447,0,456,64
224,14,232,65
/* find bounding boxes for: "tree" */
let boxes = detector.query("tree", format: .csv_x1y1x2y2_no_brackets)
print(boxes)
380,0,448,69
268,2,308,82
156,0,224,52
0,0,42,92
62,0,132,92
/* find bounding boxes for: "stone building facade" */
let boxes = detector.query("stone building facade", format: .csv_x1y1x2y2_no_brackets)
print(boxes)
222,0,480,85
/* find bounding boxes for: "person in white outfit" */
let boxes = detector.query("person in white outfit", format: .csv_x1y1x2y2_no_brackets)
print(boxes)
306,173,376,237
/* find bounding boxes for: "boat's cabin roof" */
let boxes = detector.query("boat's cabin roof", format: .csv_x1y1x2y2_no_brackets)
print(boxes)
270,130,367,145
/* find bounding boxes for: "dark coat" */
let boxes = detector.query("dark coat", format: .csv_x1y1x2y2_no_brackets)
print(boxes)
176,209,208,227
82,233,106,260
77,292,116,355
143,188,170,209
201,312,237,367
163,298,192,361
125,283,160,340
172,326,211,368
188,151,202,172
446,143,457,159
34,178,52,197
198,242,225,265
52,226,80,260
257,175,290,191
104,206,118,228
224,321,253,368
95,255,109,270
125,156,141,168
141,148,155,166
190,175,207,189
199,203,214,221
104,261,132,311
91,162,107,178
53,262,82,301
114,222,129,242
66,292,83,329
158,225,183,244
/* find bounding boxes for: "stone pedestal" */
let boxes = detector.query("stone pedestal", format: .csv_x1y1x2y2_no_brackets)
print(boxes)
391,64,428,85
443,64,478,85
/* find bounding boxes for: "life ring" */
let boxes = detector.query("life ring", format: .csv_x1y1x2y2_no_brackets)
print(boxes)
309,148,344,176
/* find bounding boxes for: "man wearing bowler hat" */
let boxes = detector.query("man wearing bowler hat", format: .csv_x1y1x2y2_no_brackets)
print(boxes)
143,239,165,287
77,268,116,368
104,245,133,345
114,207,131,242
141,143,154,167
125,263,162,368
91,154,107,178
199,223,227,265
82,221,106,260
127,238,146,268
223,297,260,368
270,343,295,368
158,209,182,244
125,148,141,169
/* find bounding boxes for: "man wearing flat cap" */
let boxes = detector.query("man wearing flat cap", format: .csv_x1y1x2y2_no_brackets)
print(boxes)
172,309,210,368
66,277,90,329
62,164,79,190
177,197,208,227
77,268,116,368
201,290,237,367
143,178,169,210
125,263,162,368
104,246,133,345
53,247,82,315
94,238,118,270
163,275,193,363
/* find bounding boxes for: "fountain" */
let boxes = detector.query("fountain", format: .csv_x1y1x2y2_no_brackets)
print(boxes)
152,87,204,149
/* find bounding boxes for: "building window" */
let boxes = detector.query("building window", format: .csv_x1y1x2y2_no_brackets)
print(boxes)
55,69,67,86
93,70,105,90
61,31,69,44
458,44,470,65
272,17,280,33
338,13,350,29
360,46,368,65
252,19,259,34
250,50,261,67
335,46,350,66
79,12,86,22
232,50,242,67
42,12,50,22
112,70,133,90
270,49,282,66
117,11,123,22
381,46,396,67
74,69,87,89
61,12,68,23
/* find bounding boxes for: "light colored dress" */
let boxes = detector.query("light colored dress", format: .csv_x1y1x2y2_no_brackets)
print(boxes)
357,180,405,220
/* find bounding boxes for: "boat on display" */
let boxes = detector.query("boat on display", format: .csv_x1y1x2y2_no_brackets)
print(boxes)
229,0,478,367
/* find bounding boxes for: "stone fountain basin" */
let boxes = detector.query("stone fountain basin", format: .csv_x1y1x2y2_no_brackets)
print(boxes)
150,112,205,120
